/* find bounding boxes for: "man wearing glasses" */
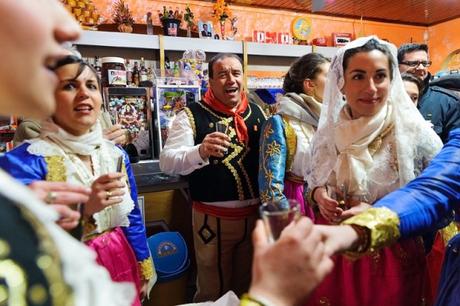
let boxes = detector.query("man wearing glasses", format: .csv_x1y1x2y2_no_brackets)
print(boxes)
398,43,460,142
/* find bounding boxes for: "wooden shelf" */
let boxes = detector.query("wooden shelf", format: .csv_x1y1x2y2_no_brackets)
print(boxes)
77,31,159,49
75,31,337,57
247,42,312,57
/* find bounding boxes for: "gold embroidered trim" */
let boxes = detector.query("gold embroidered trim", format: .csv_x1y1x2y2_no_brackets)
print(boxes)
281,116,297,172
19,206,74,306
243,103,252,121
285,172,304,184
183,107,196,139
196,102,227,120
0,245,27,306
45,156,67,182
197,102,257,200
1,264,27,306
440,221,459,245
252,103,268,120
259,121,283,203
237,146,256,199
138,257,155,280
342,207,400,253
81,216,99,242
222,142,245,200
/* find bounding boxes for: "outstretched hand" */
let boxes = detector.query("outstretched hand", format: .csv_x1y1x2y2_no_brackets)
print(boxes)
316,224,360,255
339,202,372,221
249,218,334,306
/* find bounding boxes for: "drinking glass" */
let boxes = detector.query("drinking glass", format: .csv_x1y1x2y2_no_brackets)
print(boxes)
215,121,229,154
259,199,300,243
215,121,228,134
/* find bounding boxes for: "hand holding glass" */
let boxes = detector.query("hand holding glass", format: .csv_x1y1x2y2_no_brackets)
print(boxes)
215,122,229,154
259,199,301,243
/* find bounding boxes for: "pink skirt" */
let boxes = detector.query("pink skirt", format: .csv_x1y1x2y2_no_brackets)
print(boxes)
305,215,429,306
85,227,141,306
284,179,315,221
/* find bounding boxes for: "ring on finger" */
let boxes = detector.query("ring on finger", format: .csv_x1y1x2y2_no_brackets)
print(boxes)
106,190,112,200
45,191,58,204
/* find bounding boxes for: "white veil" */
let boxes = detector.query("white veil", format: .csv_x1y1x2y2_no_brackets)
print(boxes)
307,36,442,195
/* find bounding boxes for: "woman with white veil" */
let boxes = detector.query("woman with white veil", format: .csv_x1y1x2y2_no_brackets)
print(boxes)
306,36,442,305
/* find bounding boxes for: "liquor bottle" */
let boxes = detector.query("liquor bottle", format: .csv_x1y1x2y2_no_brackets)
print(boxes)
94,56,102,79
140,57,148,82
132,61,140,86
147,67,154,82
126,59,133,85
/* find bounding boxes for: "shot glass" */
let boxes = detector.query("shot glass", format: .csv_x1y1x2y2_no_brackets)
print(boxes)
215,121,229,154
215,121,229,134
259,199,300,243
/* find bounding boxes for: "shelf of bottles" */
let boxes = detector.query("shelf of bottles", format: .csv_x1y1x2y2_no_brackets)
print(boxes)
84,51,204,160
0,116,17,154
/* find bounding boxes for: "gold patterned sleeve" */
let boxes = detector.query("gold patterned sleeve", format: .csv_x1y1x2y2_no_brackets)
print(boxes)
342,207,401,253
138,257,155,280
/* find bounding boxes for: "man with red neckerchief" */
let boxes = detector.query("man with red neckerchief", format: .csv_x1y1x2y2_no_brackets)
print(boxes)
160,53,266,302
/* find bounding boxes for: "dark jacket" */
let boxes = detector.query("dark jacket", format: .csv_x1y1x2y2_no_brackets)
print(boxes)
418,74,460,143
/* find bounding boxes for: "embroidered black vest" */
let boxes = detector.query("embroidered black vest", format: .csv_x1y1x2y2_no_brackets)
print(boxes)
0,194,73,306
184,101,266,202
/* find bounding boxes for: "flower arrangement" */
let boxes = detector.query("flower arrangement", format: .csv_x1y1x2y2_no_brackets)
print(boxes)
212,0,232,23
183,5,196,37
184,5,195,28
158,6,183,36
158,6,183,22
112,0,135,26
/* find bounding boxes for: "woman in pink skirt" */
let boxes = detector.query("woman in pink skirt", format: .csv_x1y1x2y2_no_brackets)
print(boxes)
0,56,155,306
259,53,330,219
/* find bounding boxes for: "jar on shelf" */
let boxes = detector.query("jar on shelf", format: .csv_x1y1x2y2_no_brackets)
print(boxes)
101,57,127,87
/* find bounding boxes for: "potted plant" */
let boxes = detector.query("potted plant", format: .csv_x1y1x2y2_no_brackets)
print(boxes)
212,0,232,39
184,5,196,37
112,0,135,33
158,6,182,37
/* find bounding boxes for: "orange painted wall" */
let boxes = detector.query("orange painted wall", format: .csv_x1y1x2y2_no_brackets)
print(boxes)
428,18,460,73
91,0,425,47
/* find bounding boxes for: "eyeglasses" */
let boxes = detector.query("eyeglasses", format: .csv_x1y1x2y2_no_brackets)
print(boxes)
400,60,432,68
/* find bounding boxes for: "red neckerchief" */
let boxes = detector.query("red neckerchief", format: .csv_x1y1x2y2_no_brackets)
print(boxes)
202,88,249,145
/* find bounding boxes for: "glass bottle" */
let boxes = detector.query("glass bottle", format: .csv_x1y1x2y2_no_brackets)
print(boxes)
132,61,140,86
140,57,148,82
126,59,133,85
94,56,102,79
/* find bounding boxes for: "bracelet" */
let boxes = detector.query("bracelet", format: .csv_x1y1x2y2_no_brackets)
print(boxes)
348,224,371,254
306,186,320,206
240,294,266,306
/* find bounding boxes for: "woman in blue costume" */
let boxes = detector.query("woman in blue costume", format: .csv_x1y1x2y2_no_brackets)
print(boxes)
0,57,154,306
258,53,330,218
320,128,460,306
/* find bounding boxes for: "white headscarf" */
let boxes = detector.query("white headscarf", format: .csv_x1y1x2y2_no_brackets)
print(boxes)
307,36,442,195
